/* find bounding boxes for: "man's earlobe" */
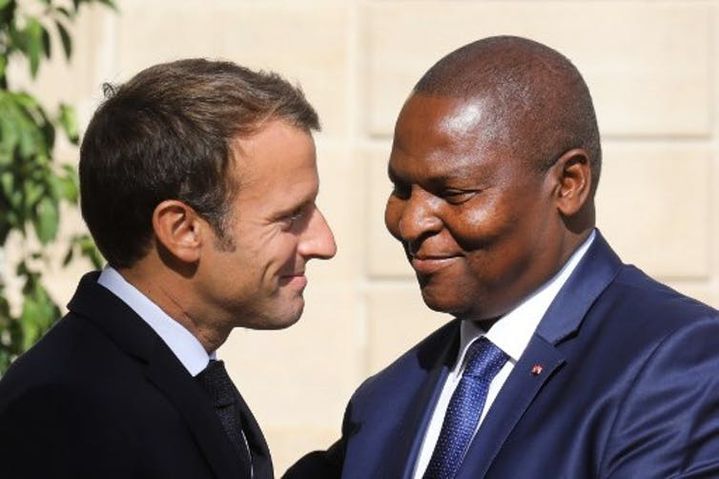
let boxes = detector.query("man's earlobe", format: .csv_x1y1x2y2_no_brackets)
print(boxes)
553,148,592,217
152,200,203,263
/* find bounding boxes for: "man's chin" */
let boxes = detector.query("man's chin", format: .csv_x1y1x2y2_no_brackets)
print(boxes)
420,289,467,316
237,300,305,330
270,299,306,330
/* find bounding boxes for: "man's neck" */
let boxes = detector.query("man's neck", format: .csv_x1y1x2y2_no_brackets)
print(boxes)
118,260,230,353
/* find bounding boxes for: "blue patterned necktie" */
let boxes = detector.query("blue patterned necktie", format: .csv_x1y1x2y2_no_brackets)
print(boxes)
424,337,509,479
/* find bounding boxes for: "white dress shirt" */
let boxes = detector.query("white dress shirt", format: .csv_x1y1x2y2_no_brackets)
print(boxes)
413,230,596,477
97,267,213,376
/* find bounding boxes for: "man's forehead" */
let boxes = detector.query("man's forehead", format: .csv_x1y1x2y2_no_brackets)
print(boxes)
399,94,507,140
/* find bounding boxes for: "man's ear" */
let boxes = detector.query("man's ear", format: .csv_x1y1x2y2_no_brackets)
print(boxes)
152,200,204,263
551,148,592,217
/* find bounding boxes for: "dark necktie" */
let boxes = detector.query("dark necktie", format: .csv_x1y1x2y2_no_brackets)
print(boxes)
424,337,508,479
195,359,253,476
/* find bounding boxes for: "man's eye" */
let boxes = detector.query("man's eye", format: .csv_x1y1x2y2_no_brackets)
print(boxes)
391,183,410,199
441,189,478,204
280,207,308,229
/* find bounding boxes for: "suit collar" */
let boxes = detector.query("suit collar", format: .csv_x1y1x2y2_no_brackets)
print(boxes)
535,230,622,344
67,272,251,479
97,267,211,376
458,230,623,477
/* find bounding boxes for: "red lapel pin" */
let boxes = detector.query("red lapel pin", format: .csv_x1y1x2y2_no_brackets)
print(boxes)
531,364,544,376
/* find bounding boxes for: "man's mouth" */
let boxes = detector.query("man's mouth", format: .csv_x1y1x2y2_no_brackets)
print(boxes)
279,272,307,288
409,255,459,275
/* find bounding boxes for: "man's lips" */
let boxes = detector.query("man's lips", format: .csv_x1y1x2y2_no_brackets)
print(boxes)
279,273,307,288
409,255,460,275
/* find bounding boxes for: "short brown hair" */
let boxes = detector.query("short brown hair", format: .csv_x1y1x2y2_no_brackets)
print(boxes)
80,59,320,268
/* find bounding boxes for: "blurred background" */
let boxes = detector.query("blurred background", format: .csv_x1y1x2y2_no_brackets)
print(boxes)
1,0,718,473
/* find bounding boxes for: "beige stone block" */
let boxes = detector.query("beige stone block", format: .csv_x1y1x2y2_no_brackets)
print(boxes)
364,147,416,277
7,4,106,107
220,284,362,429
313,144,363,282
596,143,711,279
665,281,719,310
267,425,339,476
115,1,348,136
363,1,711,138
366,285,453,374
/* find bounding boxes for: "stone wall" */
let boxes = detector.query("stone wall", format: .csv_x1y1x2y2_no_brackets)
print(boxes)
10,0,719,472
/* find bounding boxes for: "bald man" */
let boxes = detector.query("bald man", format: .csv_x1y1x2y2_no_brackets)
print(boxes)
286,36,719,478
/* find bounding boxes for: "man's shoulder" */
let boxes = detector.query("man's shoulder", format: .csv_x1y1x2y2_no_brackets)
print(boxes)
606,263,717,322
0,310,130,402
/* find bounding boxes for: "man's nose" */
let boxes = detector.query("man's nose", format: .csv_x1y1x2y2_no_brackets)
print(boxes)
300,207,337,260
397,190,442,245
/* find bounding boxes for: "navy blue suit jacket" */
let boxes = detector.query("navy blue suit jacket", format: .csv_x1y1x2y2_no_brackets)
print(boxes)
287,233,719,478
0,272,272,479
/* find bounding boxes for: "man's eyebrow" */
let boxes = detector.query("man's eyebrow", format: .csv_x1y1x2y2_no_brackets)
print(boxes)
387,166,400,182
388,166,456,186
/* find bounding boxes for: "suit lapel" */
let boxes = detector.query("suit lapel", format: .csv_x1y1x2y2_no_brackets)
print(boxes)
458,231,623,477
457,335,564,478
235,388,273,479
68,273,246,479
144,347,246,479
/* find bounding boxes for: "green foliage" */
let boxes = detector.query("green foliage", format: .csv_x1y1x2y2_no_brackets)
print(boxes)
0,0,115,374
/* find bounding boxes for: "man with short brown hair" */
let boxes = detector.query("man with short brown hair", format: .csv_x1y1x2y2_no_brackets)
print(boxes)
0,59,336,479
288,36,719,478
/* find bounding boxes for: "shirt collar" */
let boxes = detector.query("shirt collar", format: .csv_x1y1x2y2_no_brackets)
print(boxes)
97,267,213,376
458,230,597,365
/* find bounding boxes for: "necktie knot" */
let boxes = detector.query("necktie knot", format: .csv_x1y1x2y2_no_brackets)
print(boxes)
463,337,508,378
195,360,237,408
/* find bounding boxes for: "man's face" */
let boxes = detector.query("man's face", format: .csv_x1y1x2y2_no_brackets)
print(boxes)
385,94,566,321
196,120,336,330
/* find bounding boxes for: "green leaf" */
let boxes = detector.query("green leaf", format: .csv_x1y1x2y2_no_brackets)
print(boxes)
0,171,14,199
72,233,104,268
0,106,20,158
12,91,40,111
24,18,44,78
34,196,59,244
0,56,6,79
55,20,72,60
58,103,78,143
19,285,58,352
42,24,51,59
62,245,74,266
98,0,118,11
16,116,44,158
19,297,41,351
58,164,79,202
56,7,74,20
0,0,11,10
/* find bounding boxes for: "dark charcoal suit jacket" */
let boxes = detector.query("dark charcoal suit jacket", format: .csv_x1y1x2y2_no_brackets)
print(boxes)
286,232,719,478
0,272,272,479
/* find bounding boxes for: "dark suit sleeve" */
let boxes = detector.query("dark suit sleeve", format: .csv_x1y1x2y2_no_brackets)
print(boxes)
600,316,719,478
0,384,137,479
283,439,345,479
